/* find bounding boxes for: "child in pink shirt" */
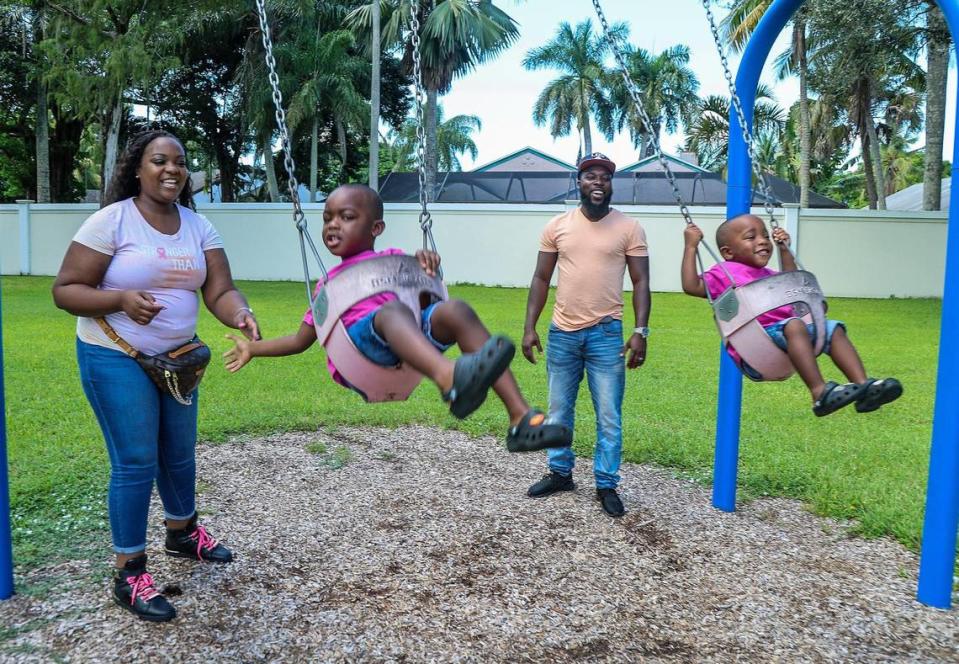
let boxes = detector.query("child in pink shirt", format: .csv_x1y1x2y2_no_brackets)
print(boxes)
681,213,901,417
225,184,571,452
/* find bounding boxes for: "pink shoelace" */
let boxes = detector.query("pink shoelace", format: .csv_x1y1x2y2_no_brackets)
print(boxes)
188,525,218,561
126,572,160,604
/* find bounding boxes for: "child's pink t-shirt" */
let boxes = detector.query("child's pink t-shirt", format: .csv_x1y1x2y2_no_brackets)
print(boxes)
703,261,796,367
302,248,405,385
702,261,795,326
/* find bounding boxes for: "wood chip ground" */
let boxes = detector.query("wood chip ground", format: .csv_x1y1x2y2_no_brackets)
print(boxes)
2,425,958,662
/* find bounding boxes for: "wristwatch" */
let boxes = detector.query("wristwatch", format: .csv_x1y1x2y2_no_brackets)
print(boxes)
634,327,650,338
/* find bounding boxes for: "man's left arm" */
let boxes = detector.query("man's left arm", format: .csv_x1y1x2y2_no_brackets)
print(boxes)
625,254,650,369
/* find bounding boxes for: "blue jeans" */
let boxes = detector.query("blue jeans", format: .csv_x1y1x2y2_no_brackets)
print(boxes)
545,317,626,489
77,339,198,553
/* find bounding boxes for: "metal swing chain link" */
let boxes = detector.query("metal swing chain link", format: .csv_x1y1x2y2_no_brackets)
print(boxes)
591,0,727,289
254,0,328,287
591,0,694,228
408,0,438,254
700,0,778,229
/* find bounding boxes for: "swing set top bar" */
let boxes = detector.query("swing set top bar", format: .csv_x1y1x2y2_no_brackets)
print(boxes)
722,0,959,609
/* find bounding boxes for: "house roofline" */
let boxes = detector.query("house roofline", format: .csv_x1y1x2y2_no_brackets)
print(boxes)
472,146,576,172
620,154,710,174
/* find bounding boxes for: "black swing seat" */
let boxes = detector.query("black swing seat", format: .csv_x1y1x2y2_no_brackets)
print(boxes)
311,254,448,402
711,270,827,381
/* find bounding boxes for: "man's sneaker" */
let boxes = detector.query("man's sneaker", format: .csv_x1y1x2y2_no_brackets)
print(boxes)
113,555,176,622
527,471,575,498
165,513,233,563
597,488,625,517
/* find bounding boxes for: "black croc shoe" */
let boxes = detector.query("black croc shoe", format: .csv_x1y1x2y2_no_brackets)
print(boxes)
507,410,572,453
527,471,575,498
113,555,176,622
165,513,233,563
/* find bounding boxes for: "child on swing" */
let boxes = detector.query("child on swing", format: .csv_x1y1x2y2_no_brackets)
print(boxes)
681,213,902,417
224,184,571,452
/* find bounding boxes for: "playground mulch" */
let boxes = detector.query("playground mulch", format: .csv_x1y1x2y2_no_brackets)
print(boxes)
2,425,958,662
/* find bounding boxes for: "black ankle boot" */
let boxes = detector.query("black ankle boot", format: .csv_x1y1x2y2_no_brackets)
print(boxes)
113,554,176,622
164,513,233,563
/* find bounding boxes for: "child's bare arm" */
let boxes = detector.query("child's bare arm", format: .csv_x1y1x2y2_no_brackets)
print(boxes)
772,227,798,272
223,322,317,373
681,224,707,298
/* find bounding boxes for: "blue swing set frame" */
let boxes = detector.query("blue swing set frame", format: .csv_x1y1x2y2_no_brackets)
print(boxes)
2,0,959,610
717,0,959,609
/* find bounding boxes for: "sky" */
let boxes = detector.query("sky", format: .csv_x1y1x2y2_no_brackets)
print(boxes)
432,0,957,172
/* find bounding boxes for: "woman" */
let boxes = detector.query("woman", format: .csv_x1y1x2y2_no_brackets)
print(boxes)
53,130,260,622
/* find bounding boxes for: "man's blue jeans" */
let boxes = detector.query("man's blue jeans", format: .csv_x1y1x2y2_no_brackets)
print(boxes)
77,339,198,553
545,317,626,489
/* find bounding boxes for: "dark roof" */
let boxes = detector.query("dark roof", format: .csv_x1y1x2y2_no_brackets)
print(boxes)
378,171,846,208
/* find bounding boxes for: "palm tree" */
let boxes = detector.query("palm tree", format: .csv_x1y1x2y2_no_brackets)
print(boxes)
284,21,368,201
723,0,814,207
347,0,518,199
522,20,625,156
684,85,786,176
607,43,700,158
923,1,950,210
389,104,480,172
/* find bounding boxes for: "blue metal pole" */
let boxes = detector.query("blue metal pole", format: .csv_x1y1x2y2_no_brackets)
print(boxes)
715,0,804,511
917,0,959,611
0,277,13,600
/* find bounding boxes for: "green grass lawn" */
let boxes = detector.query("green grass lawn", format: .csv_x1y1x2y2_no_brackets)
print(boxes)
0,276,941,568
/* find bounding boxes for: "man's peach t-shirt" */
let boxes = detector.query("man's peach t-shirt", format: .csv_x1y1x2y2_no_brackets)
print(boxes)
539,207,648,331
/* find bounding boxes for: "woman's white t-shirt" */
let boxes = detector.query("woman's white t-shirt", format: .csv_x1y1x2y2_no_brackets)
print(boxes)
72,197,224,355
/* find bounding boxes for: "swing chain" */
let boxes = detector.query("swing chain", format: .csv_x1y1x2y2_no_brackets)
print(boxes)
254,0,307,233
700,0,779,229
408,0,438,253
590,0,694,229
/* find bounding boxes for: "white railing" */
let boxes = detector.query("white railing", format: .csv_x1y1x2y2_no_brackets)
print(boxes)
0,201,947,298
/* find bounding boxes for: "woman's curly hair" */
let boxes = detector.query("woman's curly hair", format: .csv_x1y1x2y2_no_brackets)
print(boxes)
104,130,196,211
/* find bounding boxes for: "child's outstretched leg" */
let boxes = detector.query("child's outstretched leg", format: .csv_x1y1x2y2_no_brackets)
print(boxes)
827,326,903,413
780,318,863,416
373,300,512,420
427,299,571,452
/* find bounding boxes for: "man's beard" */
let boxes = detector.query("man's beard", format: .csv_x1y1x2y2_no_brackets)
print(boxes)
580,192,612,218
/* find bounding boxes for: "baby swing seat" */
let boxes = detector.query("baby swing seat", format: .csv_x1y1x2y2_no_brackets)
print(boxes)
712,270,827,382
311,254,449,402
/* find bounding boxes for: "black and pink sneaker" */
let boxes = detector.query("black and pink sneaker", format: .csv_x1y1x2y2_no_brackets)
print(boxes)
113,555,176,622
164,513,233,563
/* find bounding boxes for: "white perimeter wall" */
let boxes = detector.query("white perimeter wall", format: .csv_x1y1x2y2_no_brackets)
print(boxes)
0,201,947,299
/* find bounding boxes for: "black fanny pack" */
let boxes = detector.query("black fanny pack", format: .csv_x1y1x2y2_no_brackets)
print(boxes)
96,318,211,406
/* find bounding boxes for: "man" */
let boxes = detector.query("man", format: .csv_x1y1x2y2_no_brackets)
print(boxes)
521,152,651,517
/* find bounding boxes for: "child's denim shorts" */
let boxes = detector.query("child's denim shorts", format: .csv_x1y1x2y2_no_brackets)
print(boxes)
347,300,451,367
764,317,845,354
740,318,845,381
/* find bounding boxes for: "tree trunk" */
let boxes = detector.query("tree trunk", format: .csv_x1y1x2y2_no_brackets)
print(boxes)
425,87,438,201
100,94,124,197
263,136,280,202
35,76,50,203
582,118,592,156
796,19,811,209
369,0,381,190
336,118,347,183
864,106,886,210
215,144,237,203
861,130,878,210
34,13,50,203
924,1,949,211
49,101,84,202
310,115,318,203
